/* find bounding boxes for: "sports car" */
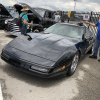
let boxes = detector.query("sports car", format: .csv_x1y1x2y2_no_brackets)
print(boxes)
1,23,95,78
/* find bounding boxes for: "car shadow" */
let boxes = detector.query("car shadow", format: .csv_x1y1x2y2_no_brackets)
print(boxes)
2,63,70,88
2,54,90,88
5,35,17,39
78,53,90,65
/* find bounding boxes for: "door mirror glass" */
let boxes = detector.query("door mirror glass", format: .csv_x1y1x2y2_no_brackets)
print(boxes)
82,34,85,40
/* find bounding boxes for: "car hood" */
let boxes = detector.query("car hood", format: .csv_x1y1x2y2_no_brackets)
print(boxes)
14,3,42,20
0,4,12,17
7,33,79,62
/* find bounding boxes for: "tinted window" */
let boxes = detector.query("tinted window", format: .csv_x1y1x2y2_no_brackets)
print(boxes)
85,28,92,37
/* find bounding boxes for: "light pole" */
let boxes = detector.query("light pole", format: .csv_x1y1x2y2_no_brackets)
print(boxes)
74,0,77,11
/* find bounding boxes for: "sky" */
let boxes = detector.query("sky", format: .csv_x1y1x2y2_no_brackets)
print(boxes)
1,0,100,12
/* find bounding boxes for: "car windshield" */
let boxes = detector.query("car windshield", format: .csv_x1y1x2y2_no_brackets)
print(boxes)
34,8,45,17
44,24,84,38
7,9,19,18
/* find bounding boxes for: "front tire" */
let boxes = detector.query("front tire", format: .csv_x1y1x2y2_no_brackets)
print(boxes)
67,52,79,76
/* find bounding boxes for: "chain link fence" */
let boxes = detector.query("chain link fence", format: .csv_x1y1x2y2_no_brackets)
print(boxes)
59,11,99,37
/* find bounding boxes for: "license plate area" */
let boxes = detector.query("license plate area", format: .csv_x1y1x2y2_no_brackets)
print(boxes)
11,59,21,67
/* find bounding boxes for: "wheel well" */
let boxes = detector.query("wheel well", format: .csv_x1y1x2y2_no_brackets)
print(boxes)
78,50,81,59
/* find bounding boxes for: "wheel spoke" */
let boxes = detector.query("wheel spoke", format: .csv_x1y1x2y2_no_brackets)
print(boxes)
71,54,79,72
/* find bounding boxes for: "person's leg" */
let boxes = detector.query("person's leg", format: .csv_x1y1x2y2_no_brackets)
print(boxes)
20,26,27,35
93,38,100,57
97,39,100,61
24,26,27,35
90,38,100,58
19,26,22,35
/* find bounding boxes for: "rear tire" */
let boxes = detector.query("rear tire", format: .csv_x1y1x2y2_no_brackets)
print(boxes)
33,29,39,33
67,52,79,76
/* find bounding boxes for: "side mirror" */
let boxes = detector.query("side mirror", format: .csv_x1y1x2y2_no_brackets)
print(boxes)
82,34,86,41
43,28,47,31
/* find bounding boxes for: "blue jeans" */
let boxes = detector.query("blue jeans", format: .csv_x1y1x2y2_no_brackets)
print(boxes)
19,26,27,35
93,38,100,57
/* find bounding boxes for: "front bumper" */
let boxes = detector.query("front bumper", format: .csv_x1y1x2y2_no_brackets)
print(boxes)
1,52,70,78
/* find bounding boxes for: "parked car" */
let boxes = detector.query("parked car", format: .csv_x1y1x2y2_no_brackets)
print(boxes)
33,7,54,19
1,23,95,78
4,2,56,35
0,4,13,29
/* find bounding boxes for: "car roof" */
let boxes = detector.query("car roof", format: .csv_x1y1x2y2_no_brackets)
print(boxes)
33,7,53,12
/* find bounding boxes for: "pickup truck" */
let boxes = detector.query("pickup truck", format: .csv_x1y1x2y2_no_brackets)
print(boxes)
4,2,56,35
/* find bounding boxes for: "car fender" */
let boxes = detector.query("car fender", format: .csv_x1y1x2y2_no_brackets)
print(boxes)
54,46,78,67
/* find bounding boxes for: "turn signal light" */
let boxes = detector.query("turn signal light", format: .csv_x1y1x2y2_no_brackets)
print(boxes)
62,65,65,69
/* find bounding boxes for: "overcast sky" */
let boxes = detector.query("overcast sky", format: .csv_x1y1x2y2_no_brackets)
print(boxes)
1,0,100,12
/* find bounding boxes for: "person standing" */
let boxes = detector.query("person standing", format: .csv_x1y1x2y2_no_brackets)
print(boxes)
53,12,60,23
84,16,100,61
19,5,33,35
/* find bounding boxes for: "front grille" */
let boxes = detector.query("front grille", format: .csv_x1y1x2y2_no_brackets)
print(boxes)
10,59,21,67
7,21,20,32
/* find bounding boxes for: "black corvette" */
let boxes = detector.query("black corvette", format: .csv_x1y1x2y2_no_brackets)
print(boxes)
1,23,95,78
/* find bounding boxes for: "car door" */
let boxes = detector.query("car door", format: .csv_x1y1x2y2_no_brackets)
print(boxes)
84,28,94,54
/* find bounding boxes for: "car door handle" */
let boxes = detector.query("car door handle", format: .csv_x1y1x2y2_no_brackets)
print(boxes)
90,37,93,40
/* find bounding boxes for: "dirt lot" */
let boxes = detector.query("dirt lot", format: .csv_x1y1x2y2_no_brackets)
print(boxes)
0,30,100,100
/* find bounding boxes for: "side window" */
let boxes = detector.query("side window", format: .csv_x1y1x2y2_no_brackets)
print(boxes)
44,11,53,19
45,11,49,18
85,28,92,37
48,12,53,18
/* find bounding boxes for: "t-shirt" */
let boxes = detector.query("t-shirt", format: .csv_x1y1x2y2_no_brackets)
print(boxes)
95,21,100,39
20,12,29,27
55,15,60,22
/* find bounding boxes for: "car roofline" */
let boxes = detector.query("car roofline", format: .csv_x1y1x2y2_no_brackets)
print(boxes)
57,22,85,28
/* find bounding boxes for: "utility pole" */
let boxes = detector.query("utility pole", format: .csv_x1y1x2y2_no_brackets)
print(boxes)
74,0,77,11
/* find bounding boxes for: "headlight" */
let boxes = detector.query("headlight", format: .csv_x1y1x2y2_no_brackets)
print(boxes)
31,65,49,72
5,20,8,24
2,52,9,59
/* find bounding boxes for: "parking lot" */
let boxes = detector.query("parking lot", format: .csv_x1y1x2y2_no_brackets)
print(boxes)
0,30,100,100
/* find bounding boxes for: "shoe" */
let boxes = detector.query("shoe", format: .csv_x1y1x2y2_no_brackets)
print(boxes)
98,59,100,62
89,55,97,59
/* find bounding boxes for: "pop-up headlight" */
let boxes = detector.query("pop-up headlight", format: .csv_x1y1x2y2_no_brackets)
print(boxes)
31,65,49,73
